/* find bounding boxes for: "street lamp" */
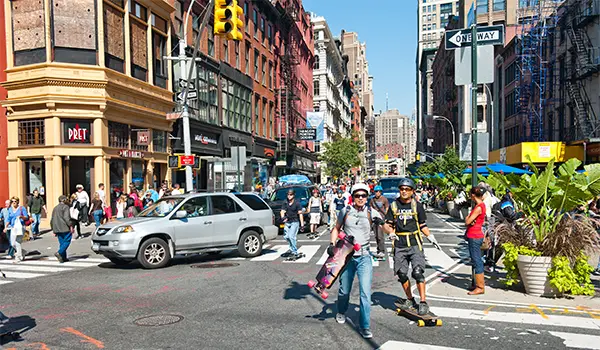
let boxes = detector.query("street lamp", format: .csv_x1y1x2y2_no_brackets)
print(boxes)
432,115,456,149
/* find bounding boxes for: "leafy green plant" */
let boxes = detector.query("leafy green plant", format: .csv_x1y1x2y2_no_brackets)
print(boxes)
502,243,541,286
320,132,364,178
548,254,595,296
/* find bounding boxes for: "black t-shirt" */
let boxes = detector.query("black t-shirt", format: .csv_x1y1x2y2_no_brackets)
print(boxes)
283,200,303,222
333,197,346,211
385,199,427,248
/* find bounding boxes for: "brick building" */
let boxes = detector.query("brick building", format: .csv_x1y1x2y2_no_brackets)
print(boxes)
0,0,8,203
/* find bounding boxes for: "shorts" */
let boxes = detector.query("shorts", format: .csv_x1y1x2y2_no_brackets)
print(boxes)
393,245,427,276
310,213,321,225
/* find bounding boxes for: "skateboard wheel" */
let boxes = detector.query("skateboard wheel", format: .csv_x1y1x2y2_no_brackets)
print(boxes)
321,291,329,299
436,319,442,327
353,243,361,251
418,320,425,327
338,232,346,240
307,280,315,288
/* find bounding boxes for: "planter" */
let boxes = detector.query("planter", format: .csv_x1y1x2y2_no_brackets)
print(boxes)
446,201,455,214
459,207,469,220
517,255,558,297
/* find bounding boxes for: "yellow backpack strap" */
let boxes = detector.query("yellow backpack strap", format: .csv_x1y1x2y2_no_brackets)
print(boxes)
412,199,424,250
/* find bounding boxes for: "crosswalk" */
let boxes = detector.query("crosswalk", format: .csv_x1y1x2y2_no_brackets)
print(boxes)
0,257,109,285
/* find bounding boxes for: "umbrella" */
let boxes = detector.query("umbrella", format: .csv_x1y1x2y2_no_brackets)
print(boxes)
279,174,312,185
463,163,533,175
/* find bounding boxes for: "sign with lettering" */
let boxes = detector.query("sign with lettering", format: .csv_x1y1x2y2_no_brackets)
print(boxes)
137,130,150,146
297,128,317,141
63,121,91,144
119,150,145,158
180,155,195,166
194,134,218,145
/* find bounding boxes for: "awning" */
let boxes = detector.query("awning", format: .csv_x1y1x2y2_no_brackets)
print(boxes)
463,163,532,175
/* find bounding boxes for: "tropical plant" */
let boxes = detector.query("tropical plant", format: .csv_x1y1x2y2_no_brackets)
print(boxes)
502,243,541,286
547,253,595,296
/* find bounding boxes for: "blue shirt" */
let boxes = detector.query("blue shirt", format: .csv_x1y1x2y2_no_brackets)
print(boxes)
1,208,9,226
7,206,27,227
333,197,346,211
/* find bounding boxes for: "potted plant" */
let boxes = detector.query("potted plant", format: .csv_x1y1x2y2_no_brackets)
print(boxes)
490,157,600,297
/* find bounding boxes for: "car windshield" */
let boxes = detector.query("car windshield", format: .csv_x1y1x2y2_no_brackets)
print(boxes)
271,187,309,201
379,179,401,192
138,197,184,217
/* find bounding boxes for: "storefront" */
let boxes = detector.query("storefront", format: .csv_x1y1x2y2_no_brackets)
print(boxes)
488,142,584,165
276,144,318,181
251,137,277,190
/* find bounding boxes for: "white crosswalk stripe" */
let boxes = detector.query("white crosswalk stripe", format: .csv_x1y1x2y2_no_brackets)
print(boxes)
250,245,289,261
0,256,108,285
283,245,320,263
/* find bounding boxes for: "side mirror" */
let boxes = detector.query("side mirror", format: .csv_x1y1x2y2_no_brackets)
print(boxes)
175,210,187,219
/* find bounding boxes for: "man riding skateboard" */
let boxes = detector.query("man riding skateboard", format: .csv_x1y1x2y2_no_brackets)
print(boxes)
280,189,305,261
382,178,440,316
329,183,379,339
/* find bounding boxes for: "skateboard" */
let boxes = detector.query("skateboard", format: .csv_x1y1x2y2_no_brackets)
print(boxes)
307,232,360,299
396,307,443,327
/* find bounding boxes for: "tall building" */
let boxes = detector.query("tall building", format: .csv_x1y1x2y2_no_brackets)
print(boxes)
1,0,176,227
375,110,413,163
0,0,9,204
343,32,373,120
417,0,460,153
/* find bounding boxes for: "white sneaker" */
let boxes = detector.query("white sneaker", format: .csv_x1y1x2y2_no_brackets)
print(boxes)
335,313,346,324
360,329,373,339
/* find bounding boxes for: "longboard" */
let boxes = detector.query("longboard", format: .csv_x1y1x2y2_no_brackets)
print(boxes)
396,307,442,327
308,232,360,299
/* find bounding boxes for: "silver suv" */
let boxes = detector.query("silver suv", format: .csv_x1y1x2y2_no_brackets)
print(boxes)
91,192,278,269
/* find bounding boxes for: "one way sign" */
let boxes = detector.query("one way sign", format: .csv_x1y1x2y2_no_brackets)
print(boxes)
445,25,505,50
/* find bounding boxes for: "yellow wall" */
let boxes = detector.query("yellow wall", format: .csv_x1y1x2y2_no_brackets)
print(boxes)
489,142,584,165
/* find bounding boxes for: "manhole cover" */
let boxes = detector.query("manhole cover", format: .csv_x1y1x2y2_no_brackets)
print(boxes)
190,262,240,268
134,314,184,327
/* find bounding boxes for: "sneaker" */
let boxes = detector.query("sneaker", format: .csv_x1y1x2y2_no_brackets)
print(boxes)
418,301,430,316
280,250,292,258
593,269,600,276
394,297,418,310
360,329,373,339
335,313,346,324
54,252,64,263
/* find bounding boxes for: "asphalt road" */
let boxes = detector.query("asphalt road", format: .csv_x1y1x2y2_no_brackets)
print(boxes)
0,211,598,349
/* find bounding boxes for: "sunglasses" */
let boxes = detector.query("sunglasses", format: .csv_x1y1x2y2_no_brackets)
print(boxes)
287,194,294,196
399,187,413,192
11,200,18,203
353,193,368,199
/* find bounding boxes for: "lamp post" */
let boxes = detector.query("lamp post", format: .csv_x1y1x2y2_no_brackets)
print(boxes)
433,115,456,149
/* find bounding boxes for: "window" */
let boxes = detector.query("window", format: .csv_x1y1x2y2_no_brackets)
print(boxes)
190,66,219,124
261,55,266,85
18,120,45,146
192,14,199,44
152,14,168,89
181,196,209,217
254,95,260,134
210,195,241,214
314,56,319,70
314,80,320,96
477,0,488,13
505,62,517,86
234,194,269,210
108,122,129,148
153,130,167,152
268,62,272,88
260,17,265,43
104,0,125,73
129,0,146,19
129,1,148,81
262,98,267,137
235,41,240,69
244,1,249,33
269,102,274,138
432,23,436,30
432,4,436,11
174,0,184,37
208,24,215,57
254,49,259,80
267,24,273,48
130,127,148,151
224,39,229,63
493,0,505,11
220,77,251,132
422,5,426,12
253,9,258,38
245,41,250,74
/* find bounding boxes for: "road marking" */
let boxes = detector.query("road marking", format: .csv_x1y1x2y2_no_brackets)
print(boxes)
431,306,600,330
378,341,466,350
483,305,496,314
283,245,320,263
47,257,110,263
0,265,74,273
549,331,600,349
0,260,99,268
0,271,46,279
250,245,288,261
388,247,394,270
432,212,464,230
60,327,105,349
0,280,14,285
423,247,456,271
316,251,328,265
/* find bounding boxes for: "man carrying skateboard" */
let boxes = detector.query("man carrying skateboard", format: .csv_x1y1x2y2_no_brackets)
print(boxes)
280,189,305,261
329,183,380,339
382,178,441,316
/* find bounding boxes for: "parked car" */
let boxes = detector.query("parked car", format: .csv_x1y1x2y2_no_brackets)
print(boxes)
266,184,322,232
91,192,278,269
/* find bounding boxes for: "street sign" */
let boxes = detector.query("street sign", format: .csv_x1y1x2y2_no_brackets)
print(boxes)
180,155,195,166
177,90,198,101
297,128,317,141
178,79,195,89
455,45,495,85
459,133,489,163
445,25,505,50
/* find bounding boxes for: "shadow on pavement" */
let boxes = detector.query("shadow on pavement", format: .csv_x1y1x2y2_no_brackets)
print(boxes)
371,291,398,312
0,315,36,345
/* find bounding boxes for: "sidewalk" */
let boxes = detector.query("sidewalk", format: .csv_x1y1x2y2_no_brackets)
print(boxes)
428,260,600,311
1,225,98,259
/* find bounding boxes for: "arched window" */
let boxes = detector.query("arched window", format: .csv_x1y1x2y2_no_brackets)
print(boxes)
314,56,319,70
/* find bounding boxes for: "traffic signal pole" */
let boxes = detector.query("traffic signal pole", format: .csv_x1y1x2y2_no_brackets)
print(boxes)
470,9,478,188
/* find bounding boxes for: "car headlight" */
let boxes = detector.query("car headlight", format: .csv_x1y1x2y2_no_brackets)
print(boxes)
113,225,134,233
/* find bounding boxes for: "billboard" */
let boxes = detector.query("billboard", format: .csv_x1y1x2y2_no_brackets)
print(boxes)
306,111,324,141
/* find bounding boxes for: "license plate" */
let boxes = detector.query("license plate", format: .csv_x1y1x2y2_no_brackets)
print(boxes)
92,243,100,251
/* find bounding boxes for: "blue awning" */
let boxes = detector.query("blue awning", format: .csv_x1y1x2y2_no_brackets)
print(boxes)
463,163,533,175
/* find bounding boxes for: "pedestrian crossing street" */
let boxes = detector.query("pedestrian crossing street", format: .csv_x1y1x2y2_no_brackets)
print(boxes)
0,257,110,285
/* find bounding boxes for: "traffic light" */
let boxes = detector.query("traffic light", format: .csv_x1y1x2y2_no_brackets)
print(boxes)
214,0,244,41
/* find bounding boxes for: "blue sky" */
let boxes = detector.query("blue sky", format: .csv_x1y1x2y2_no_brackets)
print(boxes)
303,0,417,116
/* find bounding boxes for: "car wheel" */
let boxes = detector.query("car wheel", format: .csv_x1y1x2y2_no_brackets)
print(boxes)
238,230,263,258
108,257,132,266
138,237,171,269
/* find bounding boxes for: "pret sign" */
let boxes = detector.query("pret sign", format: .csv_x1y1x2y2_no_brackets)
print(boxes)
64,121,91,144
119,150,145,158
137,130,150,146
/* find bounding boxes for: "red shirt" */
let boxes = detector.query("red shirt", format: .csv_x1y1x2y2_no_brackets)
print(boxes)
466,202,486,239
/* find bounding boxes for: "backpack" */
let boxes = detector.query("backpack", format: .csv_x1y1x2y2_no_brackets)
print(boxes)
340,205,372,231
390,199,421,234
126,197,135,208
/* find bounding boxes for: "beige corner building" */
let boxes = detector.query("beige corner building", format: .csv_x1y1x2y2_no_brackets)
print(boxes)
1,0,175,226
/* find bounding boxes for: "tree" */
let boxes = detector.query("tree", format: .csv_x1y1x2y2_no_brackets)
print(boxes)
320,132,364,179
414,146,466,177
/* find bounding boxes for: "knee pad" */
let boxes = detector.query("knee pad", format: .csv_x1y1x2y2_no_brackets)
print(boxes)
412,266,425,283
397,271,409,284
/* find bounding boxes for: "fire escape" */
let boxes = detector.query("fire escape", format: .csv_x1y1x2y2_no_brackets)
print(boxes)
275,0,302,157
564,0,600,140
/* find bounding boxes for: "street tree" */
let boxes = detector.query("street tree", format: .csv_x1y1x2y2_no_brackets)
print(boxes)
320,132,364,179
414,147,466,177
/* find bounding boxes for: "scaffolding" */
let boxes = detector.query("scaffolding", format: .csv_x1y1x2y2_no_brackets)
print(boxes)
515,0,600,142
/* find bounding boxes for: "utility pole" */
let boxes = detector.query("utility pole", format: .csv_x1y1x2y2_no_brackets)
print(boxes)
164,0,214,192
470,7,478,188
